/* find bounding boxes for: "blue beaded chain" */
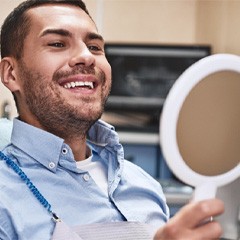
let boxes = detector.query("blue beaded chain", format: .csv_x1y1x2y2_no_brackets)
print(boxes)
0,150,60,221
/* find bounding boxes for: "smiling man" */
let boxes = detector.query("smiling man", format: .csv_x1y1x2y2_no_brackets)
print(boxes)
1,1,111,161
0,0,224,239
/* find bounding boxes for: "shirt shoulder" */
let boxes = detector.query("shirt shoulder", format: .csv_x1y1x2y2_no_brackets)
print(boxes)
122,159,162,189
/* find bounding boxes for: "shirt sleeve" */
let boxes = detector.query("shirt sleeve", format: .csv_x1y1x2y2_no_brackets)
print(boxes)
116,159,170,227
0,205,18,240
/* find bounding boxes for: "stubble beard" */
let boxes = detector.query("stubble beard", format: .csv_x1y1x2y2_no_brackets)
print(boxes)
19,61,110,140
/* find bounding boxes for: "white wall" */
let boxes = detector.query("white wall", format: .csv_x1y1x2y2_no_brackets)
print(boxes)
101,0,198,44
196,0,240,54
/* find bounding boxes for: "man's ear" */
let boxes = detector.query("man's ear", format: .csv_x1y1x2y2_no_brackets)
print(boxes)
0,57,21,92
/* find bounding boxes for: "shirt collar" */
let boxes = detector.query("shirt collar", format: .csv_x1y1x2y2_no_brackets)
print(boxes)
11,118,65,171
87,119,119,147
10,118,122,172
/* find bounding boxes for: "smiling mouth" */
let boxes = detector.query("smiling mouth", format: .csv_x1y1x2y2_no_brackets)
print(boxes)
63,81,94,89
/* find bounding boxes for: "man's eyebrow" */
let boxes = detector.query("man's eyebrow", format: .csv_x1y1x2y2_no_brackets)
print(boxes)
40,28,72,38
87,32,104,42
39,29,104,42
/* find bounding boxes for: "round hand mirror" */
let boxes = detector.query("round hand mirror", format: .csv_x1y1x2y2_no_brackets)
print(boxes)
160,54,240,201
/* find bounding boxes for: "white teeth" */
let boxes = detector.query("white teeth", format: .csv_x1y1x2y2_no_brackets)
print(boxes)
87,82,94,89
63,81,94,89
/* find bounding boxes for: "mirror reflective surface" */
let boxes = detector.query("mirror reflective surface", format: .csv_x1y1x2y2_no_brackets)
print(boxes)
177,70,240,176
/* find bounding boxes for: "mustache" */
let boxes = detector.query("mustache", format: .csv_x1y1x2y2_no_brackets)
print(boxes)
52,66,96,82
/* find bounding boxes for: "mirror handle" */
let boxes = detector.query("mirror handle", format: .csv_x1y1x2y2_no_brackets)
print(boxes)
193,182,217,202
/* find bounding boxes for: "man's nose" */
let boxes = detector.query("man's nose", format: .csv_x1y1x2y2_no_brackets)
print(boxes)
69,44,95,68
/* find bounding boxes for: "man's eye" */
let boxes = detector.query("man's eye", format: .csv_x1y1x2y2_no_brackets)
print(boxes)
48,42,65,48
88,45,102,52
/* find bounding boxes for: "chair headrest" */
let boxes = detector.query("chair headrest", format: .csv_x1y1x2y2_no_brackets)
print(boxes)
0,118,13,150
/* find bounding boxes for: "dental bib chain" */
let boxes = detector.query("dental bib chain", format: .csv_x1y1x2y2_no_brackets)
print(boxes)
0,151,60,222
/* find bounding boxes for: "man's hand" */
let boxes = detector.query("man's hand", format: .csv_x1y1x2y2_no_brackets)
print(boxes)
154,198,224,240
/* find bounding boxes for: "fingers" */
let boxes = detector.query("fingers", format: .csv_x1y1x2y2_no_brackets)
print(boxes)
173,198,224,228
154,198,224,240
193,220,223,239
154,221,223,240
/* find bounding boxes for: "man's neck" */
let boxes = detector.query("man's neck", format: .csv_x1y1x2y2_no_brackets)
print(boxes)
65,137,89,161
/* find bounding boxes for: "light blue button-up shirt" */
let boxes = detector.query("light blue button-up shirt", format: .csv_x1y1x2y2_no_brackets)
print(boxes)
0,119,169,240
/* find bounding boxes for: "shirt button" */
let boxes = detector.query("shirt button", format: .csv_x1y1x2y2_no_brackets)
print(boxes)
62,148,68,155
83,174,90,181
49,162,55,169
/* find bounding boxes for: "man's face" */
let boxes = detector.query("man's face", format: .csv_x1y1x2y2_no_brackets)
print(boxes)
15,4,112,137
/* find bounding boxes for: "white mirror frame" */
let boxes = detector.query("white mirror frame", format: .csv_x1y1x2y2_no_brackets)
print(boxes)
160,54,240,200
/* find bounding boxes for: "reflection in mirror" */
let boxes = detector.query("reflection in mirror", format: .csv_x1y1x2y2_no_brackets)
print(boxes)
177,71,240,176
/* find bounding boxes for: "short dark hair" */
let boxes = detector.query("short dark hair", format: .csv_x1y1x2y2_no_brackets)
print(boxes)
0,0,90,59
